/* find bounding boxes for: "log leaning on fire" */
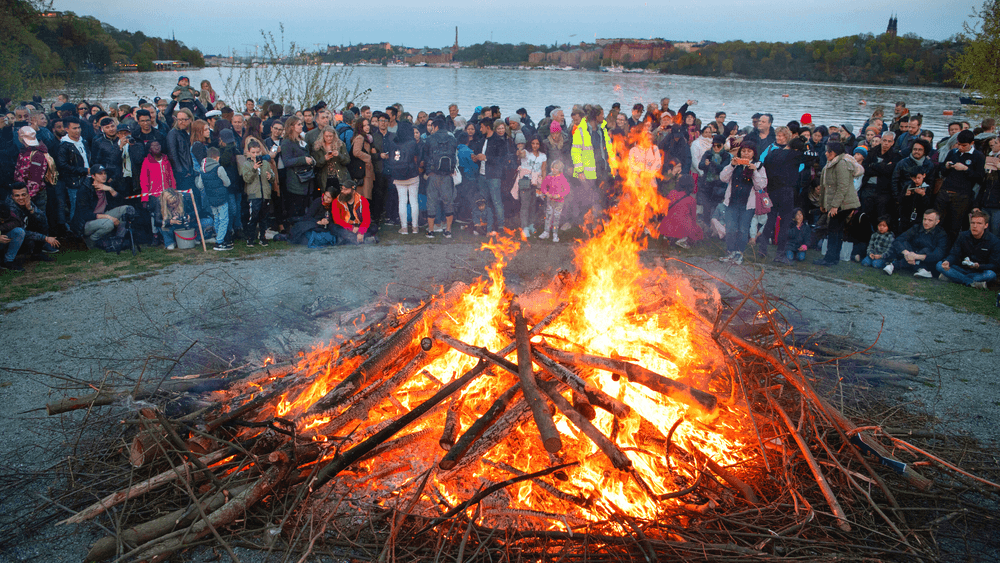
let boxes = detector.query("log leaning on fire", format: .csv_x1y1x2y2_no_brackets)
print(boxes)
439,384,522,470
535,377,633,471
513,300,562,454
306,282,468,416
536,345,719,416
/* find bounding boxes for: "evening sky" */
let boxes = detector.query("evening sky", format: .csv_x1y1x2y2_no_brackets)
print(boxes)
53,0,980,56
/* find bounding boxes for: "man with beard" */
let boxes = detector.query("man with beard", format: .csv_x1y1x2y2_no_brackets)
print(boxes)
861,132,902,230
892,139,935,233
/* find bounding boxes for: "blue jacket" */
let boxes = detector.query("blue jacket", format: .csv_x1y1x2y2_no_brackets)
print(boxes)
194,158,231,206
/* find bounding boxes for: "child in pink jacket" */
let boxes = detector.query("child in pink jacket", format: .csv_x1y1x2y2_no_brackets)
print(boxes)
538,160,571,242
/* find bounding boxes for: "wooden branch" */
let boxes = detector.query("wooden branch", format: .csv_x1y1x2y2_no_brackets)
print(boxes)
536,345,719,416
767,395,851,532
513,300,561,454
59,448,235,525
308,358,491,492
686,442,757,504
85,484,249,562
535,378,632,470
724,328,933,491
307,282,467,415
531,350,631,418
439,384,521,470
46,377,232,416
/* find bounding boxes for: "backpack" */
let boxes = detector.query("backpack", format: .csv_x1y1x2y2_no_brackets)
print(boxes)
336,122,353,147
426,133,455,175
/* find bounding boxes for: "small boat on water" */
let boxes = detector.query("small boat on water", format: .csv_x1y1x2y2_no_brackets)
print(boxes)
960,95,982,105
601,65,624,73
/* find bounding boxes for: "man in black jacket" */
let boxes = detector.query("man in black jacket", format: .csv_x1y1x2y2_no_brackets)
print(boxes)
936,130,987,244
55,118,92,229
470,118,507,235
861,132,902,229
937,209,1000,289
765,131,805,264
892,139,936,233
883,208,949,278
91,117,125,197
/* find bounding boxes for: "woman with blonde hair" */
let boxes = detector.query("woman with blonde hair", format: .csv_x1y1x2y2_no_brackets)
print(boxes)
280,116,316,217
312,126,350,192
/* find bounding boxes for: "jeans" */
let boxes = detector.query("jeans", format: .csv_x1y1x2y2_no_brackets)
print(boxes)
822,210,847,263
83,205,133,245
228,193,243,235
725,204,754,253
67,186,79,224
786,250,807,262
211,202,230,245
395,177,420,228
333,223,378,245
937,263,998,286
2,227,25,261
861,256,886,269
483,177,504,231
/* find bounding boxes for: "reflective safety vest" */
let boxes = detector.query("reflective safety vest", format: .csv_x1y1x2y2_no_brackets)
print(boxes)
571,117,615,180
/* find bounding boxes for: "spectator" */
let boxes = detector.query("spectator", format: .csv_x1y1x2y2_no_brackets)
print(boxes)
194,147,233,251
1,183,59,271
861,216,895,269
937,210,1000,289
331,181,377,244
422,116,458,238
74,165,135,249
280,116,316,219
814,142,861,266
883,209,948,278
155,188,197,250
55,117,91,227
977,136,1000,238
240,140,274,247
937,130,986,244
538,160,571,242
15,126,51,216
720,140,767,265
893,139,935,233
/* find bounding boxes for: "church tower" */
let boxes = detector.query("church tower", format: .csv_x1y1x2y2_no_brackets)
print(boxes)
886,15,898,37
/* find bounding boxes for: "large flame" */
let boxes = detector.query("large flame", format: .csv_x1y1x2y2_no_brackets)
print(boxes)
245,127,748,529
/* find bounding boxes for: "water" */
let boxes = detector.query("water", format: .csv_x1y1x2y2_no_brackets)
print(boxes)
63,67,968,139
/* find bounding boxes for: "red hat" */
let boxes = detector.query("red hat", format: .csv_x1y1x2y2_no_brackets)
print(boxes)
800,113,813,125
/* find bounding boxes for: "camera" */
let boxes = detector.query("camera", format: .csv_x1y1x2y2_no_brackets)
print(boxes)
255,154,272,163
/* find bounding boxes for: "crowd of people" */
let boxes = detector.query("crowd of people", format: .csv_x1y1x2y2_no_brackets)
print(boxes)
1,78,998,296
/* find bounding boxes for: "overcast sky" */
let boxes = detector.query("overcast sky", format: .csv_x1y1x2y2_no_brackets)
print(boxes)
55,0,979,56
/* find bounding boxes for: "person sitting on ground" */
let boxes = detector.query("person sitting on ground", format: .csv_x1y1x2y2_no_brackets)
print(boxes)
937,209,1000,289
194,147,233,251
1,183,60,271
73,165,135,249
784,208,811,262
882,208,948,278
331,180,377,244
155,188,196,250
658,175,701,249
861,215,895,269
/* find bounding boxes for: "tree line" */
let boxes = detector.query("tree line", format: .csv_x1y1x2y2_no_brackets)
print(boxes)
0,0,204,100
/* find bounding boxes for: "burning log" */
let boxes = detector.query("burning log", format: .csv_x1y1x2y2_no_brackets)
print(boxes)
439,384,521,470
439,395,463,451
307,282,468,415
535,378,632,471
45,377,233,416
531,350,631,419
512,300,562,454
536,345,719,416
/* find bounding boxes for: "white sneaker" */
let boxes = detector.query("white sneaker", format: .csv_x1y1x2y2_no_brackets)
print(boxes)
539,231,549,239
971,281,988,290
883,263,894,276
675,237,690,249
166,244,176,250
732,251,743,265
720,251,736,263
398,227,409,235
914,268,932,278
553,233,559,242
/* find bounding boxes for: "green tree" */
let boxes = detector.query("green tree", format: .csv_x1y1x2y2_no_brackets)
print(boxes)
0,0,63,99
949,0,1000,118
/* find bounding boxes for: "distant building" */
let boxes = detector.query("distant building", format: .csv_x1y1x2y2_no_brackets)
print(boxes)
886,15,898,37
405,50,453,65
602,40,672,63
151,60,191,70
528,51,545,64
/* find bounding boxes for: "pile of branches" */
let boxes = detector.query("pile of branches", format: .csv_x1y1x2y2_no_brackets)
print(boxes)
36,273,1000,562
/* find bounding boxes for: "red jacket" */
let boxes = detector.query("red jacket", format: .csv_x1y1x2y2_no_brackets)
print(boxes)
140,153,176,202
658,189,703,242
332,192,372,234
15,144,48,197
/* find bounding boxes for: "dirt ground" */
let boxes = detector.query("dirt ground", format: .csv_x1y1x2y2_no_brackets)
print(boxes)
1,241,997,561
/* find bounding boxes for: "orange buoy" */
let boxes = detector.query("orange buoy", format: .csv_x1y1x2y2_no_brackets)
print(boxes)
859,100,867,105
943,110,954,115
782,94,789,97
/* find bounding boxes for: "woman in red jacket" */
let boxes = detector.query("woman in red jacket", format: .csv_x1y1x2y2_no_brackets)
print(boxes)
658,175,703,248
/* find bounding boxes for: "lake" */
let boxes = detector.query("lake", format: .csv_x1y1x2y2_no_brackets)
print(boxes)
63,66,969,140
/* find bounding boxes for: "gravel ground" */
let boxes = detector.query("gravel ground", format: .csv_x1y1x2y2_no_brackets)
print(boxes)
0,241,997,562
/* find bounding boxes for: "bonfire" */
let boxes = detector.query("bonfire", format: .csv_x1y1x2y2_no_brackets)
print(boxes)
41,130,1000,562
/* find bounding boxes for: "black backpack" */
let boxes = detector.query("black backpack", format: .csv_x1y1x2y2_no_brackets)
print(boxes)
427,134,455,175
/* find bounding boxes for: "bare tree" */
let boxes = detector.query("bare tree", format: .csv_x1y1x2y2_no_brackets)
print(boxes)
223,24,370,111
